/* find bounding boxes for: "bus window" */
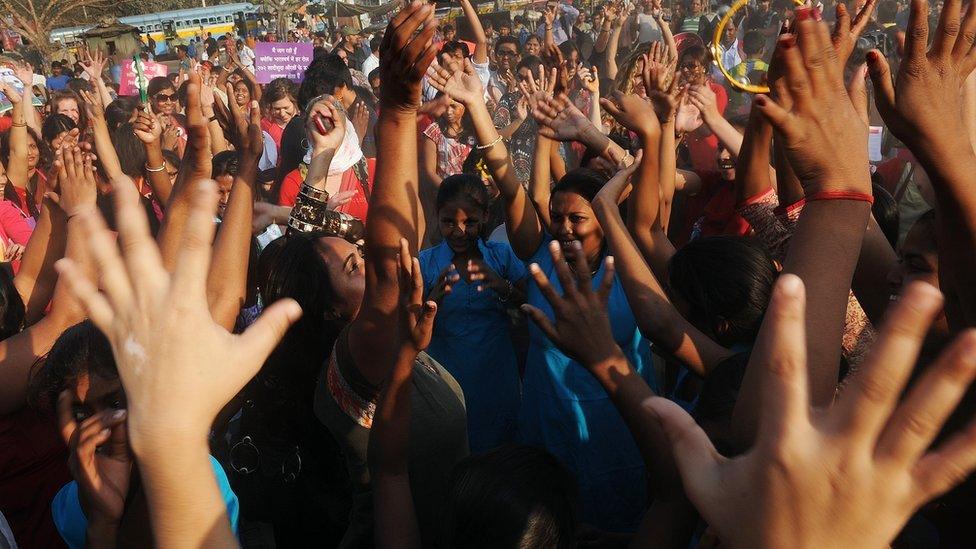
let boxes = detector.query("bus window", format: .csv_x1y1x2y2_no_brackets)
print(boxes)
207,17,215,24
192,19,200,25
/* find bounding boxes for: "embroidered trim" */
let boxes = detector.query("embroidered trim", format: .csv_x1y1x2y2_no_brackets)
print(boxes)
326,349,375,428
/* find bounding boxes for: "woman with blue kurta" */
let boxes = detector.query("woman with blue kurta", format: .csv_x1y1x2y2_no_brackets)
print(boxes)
425,62,656,533
419,174,527,454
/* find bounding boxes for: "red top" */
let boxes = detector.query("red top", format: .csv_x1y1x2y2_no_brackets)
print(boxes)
0,199,34,245
685,81,728,173
261,118,286,154
672,171,750,246
279,158,376,223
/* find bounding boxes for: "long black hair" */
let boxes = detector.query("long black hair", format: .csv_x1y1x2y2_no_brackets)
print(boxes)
28,320,116,412
443,445,578,549
257,234,347,392
668,236,777,347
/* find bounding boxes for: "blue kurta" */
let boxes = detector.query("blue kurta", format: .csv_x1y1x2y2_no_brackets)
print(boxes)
419,239,527,454
517,238,657,533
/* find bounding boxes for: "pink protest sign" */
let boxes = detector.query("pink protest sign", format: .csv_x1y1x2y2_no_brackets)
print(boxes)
254,42,313,84
119,59,168,97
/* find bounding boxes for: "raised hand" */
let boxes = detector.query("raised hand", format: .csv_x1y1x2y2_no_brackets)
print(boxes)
522,241,622,367
752,17,869,194
868,0,976,157
601,91,661,140
0,81,22,105
465,258,507,294
397,239,438,353
78,88,104,122
305,96,347,152
579,65,600,94
350,99,370,144
518,64,557,113
57,392,131,531
426,59,485,106
13,63,33,91
514,95,529,121
53,143,98,218
379,1,438,112
3,243,24,262
82,48,107,81
831,0,879,66
687,84,720,125
593,150,643,206
160,119,180,152
534,93,596,142
645,276,976,548
543,4,557,27
642,41,676,96
227,93,262,159
53,177,302,447
133,111,162,145
426,263,460,305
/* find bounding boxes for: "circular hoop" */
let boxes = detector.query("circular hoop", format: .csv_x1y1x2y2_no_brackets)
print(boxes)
710,0,805,94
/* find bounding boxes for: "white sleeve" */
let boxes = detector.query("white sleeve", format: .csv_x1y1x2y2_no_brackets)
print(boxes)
259,131,278,172
471,60,491,87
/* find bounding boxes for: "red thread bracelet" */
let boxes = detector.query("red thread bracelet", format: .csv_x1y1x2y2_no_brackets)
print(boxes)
807,190,874,205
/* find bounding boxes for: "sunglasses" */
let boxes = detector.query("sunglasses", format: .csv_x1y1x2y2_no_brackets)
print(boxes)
154,93,177,102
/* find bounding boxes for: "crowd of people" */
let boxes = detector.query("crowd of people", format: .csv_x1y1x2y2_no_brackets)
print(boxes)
1,0,976,546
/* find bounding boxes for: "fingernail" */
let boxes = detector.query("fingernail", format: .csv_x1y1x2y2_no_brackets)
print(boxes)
112,409,127,420
529,263,541,273
777,273,803,297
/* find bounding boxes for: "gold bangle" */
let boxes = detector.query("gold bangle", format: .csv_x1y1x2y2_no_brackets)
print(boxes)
10,122,26,127
145,163,166,172
476,135,503,150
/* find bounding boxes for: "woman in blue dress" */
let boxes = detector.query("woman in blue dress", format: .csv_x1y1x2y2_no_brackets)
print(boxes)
419,174,527,454
425,62,657,533
512,170,657,533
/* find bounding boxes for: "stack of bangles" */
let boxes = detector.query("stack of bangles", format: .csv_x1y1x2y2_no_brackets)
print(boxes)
288,182,332,234
287,182,366,242
10,122,26,128
146,163,166,173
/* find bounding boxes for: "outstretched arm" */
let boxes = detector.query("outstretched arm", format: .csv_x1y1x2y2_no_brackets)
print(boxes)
349,2,439,387
132,111,174,205
207,98,263,331
0,80,30,191
731,20,873,448
431,60,545,260
369,240,437,549
521,242,684,499
0,144,96,414
868,0,976,330
157,70,212,272
459,0,488,65
79,89,122,181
